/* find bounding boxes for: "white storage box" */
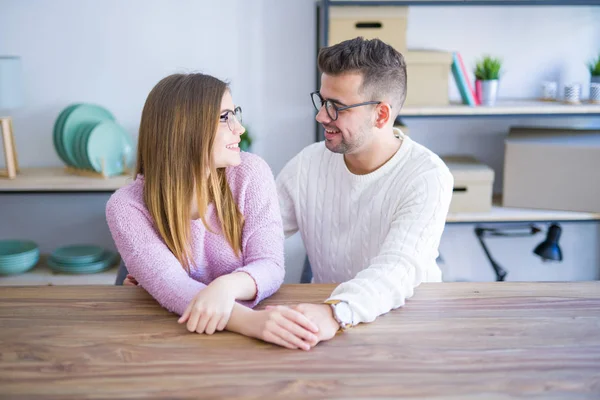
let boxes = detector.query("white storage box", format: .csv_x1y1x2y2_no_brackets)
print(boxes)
503,127,600,213
328,6,408,54
443,156,495,213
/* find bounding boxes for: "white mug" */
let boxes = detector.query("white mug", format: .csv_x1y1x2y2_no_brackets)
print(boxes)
541,81,557,101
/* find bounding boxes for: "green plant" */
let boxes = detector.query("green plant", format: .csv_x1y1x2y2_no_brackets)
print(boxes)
240,126,253,152
474,56,502,81
588,53,600,76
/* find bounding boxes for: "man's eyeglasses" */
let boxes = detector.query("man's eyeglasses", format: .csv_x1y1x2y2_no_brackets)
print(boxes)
220,106,243,131
310,91,382,121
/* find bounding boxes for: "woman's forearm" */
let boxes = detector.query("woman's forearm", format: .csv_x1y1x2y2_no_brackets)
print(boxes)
214,272,258,301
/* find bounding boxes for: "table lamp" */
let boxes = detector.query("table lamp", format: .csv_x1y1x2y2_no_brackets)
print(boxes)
475,223,563,281
533,223,563,262
0,56,24,179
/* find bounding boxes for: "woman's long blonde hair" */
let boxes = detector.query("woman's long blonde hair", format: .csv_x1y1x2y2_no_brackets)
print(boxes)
136,73,244,273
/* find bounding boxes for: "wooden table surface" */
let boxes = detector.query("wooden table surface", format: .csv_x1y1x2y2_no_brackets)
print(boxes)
1,282,599,399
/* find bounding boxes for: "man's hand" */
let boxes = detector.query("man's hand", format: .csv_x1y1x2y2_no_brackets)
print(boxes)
267,303,340,345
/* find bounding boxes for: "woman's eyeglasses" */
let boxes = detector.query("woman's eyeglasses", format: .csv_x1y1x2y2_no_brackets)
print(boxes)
220,106,243,131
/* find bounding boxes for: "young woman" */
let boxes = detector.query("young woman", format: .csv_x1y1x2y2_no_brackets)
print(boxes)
106,73,318,350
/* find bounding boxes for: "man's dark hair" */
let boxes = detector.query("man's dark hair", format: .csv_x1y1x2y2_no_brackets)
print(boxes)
317,37,407,118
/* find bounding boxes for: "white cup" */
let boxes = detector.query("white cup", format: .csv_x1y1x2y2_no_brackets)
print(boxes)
541,81,557,101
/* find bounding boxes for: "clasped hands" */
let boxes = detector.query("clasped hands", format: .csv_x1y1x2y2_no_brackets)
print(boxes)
124,274,340,350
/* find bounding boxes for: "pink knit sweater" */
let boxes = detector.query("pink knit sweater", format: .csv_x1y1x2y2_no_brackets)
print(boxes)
105,152,285,316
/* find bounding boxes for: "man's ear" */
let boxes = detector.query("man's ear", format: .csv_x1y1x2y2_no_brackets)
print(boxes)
374,103,392,129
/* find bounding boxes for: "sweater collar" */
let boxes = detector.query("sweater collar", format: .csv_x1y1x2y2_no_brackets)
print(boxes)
342,127,412,184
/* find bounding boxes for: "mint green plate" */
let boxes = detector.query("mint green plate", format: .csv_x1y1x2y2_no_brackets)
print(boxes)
0,240,39,275
71,124,88,169
0,250,39,264
51,244,105,264
73,123,97,169
53,104,81,165
60,104,115,167
0,256,39,275
79,123,95,169
48,251,117,274
86,121,133,177
0,240,38,257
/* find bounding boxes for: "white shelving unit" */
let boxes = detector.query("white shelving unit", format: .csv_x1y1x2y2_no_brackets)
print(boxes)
0,263,119,286
0,167,133,192
447,197,600,224
400,100,600,118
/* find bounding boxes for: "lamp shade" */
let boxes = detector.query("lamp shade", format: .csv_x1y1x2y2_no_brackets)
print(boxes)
533,223,563,262
0,56,25,110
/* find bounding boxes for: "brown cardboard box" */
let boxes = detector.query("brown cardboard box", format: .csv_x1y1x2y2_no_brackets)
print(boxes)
503,127,600,213
404,51,453,107
443,155,495,213
328,6,408,54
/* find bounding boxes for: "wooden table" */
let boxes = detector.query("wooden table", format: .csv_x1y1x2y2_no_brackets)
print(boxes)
1,283,599,399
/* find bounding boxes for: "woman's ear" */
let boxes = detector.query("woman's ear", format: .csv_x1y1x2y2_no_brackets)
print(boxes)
374,103,392,129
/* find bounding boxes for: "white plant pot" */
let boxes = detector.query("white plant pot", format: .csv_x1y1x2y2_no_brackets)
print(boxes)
476,80,499,106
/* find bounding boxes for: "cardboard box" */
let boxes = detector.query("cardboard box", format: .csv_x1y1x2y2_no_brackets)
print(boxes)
443,155,495,213
404,50,453,107
328,6,408,54
503,127,600,213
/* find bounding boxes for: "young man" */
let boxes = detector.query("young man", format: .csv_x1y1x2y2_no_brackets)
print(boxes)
274,37,454,345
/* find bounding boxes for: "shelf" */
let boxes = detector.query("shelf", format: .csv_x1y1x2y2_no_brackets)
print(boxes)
0,167,133,193
399,100,600,118
0,262,119,286
326,1,600,6
447,196,600,224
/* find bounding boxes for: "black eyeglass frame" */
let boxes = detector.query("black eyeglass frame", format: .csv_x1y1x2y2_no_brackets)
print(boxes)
219,106,243,131
310,91,386,121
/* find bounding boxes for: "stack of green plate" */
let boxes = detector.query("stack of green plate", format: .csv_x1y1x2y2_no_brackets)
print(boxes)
53,104,135,177
0,240,40,275
47,245,117,274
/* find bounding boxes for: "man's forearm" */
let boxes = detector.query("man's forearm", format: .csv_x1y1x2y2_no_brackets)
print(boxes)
225,303,255,337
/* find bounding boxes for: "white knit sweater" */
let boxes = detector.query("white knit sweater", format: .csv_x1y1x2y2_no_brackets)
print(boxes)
276,129,454,325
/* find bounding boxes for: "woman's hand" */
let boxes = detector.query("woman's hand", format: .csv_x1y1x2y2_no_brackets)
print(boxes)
244,306,320,351
178,279,235,335
123,274,138,286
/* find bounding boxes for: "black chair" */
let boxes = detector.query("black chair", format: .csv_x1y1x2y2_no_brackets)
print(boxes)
115,260,129,285
300,255,313,284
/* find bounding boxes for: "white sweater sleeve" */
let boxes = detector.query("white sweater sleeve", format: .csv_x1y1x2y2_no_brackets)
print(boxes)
326,168,453,324
275,153,301,239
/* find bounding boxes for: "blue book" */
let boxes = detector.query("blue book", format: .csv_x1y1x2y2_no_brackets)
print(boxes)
451,52,477,106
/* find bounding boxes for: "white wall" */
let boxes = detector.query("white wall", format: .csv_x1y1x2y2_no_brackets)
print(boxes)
1,1,599,283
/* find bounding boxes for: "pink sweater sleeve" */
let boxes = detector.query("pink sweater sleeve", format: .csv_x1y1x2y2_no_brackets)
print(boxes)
234,155,285,307
105,194,206,316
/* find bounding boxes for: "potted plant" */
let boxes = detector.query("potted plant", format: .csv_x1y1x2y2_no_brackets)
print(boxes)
474,56,502,106
588,53,600,103
240,125,253,152
589,53,600,84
